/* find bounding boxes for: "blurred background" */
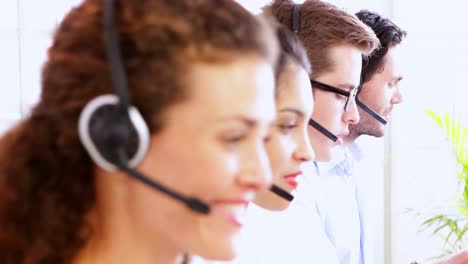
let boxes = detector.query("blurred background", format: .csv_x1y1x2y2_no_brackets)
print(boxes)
1,0,467,263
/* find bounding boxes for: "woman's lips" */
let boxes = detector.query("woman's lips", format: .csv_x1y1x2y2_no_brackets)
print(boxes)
283,171,302,189
285,178,298,189
211,199,251,227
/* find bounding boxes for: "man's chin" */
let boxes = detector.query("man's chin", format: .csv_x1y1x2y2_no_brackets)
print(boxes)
371,131,385,138
368,126,385,138
350,123,385,138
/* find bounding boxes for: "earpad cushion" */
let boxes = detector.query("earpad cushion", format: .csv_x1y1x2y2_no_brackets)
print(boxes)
79,94,150,171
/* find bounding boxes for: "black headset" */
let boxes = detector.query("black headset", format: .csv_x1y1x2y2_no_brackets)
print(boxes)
78,0,210,214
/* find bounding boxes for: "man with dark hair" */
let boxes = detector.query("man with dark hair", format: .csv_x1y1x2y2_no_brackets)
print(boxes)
340,9,406,264
348,9,406,140
324,9,468,264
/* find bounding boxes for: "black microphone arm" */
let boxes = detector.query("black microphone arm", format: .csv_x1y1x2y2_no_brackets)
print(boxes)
115,151,210,214
308,119,338,142
270,184,294,202
356,98,387,125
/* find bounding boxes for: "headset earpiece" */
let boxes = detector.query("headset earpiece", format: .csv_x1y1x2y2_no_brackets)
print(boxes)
79,94,150,172
78,0,150,171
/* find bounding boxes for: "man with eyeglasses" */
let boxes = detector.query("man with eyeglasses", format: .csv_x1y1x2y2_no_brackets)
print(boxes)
304,9,407,264
268,0,380,163
261,1,380,263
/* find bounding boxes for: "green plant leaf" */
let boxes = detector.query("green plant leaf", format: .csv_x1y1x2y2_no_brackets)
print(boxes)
445,112,451,140
455,120,461,156
461,128,467,162
456,222,468,244
427,109,444,129
432,221,450,235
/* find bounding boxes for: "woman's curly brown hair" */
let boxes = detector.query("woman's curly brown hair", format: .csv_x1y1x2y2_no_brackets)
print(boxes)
0,0,278,263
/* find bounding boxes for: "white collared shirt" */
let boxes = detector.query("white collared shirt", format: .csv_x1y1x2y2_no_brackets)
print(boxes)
312,143,363,264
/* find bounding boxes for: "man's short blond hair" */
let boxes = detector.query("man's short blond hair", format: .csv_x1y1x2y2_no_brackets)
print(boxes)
266,0,380,78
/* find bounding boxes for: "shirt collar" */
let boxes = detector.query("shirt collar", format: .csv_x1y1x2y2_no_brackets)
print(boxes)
315,148,347,176
314,142,363,176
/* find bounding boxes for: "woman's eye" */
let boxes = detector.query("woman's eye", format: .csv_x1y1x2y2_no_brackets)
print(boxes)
278,123,296,133
224,134,246,145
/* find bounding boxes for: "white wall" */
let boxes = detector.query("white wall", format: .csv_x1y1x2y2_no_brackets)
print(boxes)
0,0,82,134
391,0,468,263
0,1,21,134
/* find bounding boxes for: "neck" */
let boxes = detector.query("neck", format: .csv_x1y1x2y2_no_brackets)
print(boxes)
74,229,184,264
73,171,185,264
253,189,285,211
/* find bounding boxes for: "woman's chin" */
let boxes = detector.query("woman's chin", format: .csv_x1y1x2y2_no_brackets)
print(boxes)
194,240,238,261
